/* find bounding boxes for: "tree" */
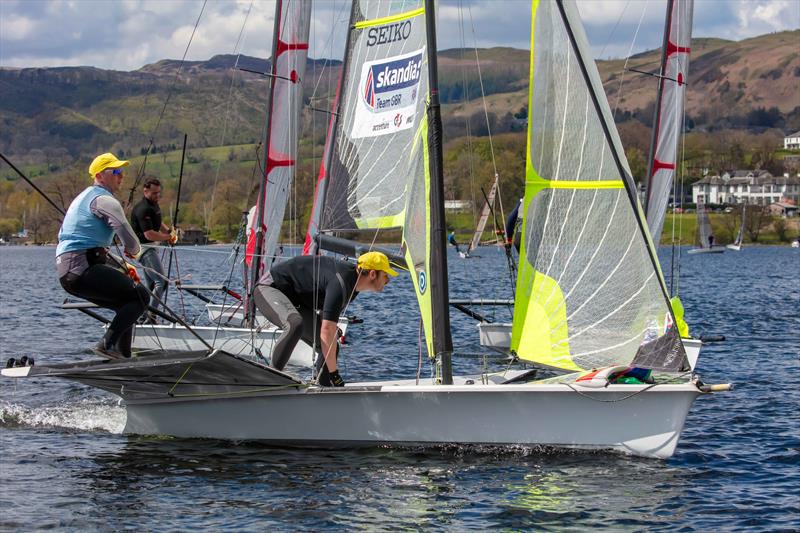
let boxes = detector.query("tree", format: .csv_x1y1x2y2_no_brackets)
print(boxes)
744,205,770,243
772,217,789,242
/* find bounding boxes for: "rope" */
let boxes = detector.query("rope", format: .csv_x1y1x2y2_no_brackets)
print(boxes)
564,371,693,402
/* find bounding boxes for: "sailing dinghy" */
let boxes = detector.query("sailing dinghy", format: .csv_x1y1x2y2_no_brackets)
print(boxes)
3,0,729,459
726,204,746,251
688,197,724,254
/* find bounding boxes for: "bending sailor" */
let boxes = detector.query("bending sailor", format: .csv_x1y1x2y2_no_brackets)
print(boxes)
254,252,396,386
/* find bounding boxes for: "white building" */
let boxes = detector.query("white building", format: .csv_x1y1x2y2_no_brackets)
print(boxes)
785,131,800,150
692,170,800,206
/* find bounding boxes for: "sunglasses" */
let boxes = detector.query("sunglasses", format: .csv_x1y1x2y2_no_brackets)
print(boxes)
110,168,124,175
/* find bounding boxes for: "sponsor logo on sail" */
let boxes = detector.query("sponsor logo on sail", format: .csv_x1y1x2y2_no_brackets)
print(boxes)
362,53,423,112
418,270,427,294
351,47,425,139
366,20,412,47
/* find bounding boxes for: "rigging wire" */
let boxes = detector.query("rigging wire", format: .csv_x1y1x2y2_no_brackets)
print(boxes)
126,0,209,209
466,3,504,225
208,0,255,232
610,1,649,118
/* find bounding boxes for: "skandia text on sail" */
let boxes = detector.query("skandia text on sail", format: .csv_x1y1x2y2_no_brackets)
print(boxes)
374,58,422,92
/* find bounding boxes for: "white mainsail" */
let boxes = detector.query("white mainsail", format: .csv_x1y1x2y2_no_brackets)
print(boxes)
511,0,689,373
734,204,746,247
468,173,499,253
246,0,312,278
696,197,713,248
645,0,694,244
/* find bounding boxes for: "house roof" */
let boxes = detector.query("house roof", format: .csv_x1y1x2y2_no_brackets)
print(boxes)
693,173,800,187
786,131,800,138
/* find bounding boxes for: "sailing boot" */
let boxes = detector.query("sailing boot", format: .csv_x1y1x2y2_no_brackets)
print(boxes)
93,329,125,360
115,327,134,358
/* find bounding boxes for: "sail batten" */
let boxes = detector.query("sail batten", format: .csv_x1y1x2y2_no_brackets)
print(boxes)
511,0,688,373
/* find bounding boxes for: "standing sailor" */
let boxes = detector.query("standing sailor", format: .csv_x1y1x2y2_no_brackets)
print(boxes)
56,153,147,359
505,198,523,253
447,230,462,254
131,178,177,322
253,251,397,386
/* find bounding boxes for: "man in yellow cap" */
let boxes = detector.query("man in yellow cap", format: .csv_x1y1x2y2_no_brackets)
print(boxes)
56,152,147,359
253,251,397,386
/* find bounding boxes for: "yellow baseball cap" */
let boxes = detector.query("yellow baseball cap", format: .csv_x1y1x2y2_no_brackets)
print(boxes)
88,153,129,177
357,251,398,277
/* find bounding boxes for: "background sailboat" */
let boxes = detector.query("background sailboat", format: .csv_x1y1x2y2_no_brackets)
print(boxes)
726,204,746,250
688,197,724,254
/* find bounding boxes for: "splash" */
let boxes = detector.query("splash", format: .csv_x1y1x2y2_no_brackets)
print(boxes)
0,399,126,434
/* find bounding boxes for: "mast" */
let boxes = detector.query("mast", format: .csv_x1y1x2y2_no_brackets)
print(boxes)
247,0,311,324
247,0,285,325
424,0,454,384
644,0,674,217
303,2,358,256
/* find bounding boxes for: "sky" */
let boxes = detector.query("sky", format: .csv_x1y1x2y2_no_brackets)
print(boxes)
1,0,798,71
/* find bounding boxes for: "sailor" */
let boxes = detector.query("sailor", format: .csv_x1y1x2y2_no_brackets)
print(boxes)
130,178,177,322
708,234,715,248
56,153,147,359
447,230,461,253
505,198,523,252
253,251,397,386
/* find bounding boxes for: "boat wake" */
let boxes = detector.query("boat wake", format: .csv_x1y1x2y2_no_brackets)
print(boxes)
0,399,125,434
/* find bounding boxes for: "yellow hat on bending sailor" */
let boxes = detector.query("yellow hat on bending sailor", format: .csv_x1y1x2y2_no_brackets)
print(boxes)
357,251,398,277
89,153,129,177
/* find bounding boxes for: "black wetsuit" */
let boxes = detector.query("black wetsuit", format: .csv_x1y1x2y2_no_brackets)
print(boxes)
254,255,358,376
131,197,162,244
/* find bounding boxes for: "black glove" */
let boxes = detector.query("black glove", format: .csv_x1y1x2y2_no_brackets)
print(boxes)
328,369,345,387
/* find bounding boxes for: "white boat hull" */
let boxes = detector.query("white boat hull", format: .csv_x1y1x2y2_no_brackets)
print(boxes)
206,302,269,327
478,322,702,371
131,324,316,368
725,244,741,251
124,380,702,459
130,317,350,368
687,247,725,254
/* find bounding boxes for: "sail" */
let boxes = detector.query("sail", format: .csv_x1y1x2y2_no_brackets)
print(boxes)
313,1,441,356
734,204,746,246
645,0,694,243
510,0,688,373
696,197,712,248
468,173,499,252
248,0,312,274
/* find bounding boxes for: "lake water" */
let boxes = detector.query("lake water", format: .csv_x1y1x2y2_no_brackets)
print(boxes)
1,244,798,531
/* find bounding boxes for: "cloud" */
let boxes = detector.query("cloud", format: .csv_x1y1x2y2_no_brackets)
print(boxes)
0,0,798,70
